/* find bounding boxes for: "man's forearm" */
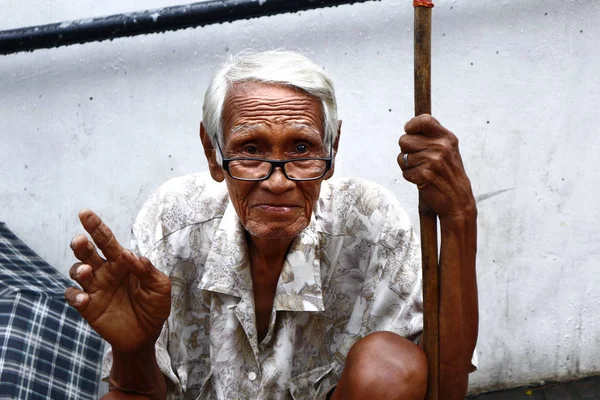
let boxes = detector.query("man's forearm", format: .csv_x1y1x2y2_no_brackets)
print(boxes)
437,206,479,399
109,346,167,400
101,391,152,400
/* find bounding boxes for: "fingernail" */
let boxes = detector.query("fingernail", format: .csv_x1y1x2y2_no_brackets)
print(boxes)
71,234,85,246
76,294,86,304
77,265,85,275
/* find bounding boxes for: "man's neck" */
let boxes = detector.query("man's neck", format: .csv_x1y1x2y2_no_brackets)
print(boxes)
246,233,293,285
246,234,294,341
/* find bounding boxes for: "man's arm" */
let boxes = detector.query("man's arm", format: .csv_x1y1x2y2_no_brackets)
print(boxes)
64,209,171,400
438,208,478,398
399,114,479,399
102,392,151,400
105,346,167,400
102,394,151,400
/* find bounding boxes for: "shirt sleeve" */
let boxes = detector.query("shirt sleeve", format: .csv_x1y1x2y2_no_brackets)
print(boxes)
374,224,425,343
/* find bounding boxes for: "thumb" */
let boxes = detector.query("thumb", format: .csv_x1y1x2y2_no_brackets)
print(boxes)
122,250,171,295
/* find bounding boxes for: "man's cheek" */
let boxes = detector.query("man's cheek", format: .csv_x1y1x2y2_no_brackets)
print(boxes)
305,204,312,219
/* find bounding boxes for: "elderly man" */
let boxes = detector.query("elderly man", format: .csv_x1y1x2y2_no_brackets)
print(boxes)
65,51,477,400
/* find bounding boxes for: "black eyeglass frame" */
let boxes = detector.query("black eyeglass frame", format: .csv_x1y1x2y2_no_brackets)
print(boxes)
217,142,333,182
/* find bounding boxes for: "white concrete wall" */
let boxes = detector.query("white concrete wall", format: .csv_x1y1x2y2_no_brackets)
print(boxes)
1,0,599,393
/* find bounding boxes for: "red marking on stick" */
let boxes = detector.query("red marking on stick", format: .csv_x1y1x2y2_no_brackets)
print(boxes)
413,0,434,7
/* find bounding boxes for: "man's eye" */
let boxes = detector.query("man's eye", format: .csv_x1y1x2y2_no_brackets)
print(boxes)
244,145,259,155
295,144,309,154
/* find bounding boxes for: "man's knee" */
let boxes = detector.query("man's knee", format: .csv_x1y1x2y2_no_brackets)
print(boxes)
342,331,427,400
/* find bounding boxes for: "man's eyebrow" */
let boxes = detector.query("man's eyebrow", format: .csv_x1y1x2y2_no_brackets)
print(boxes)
286,122,321,137
229,123,265,136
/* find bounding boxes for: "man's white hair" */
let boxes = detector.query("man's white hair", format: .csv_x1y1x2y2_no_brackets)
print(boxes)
202,50,338,161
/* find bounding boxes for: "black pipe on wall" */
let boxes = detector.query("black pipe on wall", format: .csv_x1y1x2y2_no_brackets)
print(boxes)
0,0,377,55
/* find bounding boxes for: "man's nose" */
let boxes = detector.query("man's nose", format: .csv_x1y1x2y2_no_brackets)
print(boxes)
260,166,295,193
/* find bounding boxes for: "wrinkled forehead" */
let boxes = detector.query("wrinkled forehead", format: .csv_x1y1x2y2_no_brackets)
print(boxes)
222,82,325,141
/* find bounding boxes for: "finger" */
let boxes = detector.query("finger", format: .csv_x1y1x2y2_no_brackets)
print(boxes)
399,148,457,178
400,133,460,167
397,150,428,171
78,209,125,261
398,152,411,170
404,114,452,138
69,262,94,291
402,164,432,191
402,159,453,194
122,250,171,295
70,234,105,270
398,132,433,154
64,287,90,314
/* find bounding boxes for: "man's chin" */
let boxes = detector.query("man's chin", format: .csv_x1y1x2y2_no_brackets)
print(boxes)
244,222,308,241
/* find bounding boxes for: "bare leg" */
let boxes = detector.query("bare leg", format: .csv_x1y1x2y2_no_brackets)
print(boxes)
330,331,427,400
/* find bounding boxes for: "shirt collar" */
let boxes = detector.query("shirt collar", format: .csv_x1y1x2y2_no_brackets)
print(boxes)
199,202,253,299
199,200,325,312
273,212,324,312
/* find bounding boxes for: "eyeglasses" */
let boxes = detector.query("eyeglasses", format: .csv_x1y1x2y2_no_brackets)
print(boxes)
217,143,333,182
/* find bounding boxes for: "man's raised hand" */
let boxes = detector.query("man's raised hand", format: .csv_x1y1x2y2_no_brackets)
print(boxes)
64,209,171,354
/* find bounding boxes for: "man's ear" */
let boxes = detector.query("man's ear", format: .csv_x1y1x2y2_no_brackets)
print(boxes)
324,120,342,180
333,119,342,154
200,122,225,182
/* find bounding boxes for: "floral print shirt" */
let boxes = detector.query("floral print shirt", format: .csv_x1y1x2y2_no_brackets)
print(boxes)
103,172,426,399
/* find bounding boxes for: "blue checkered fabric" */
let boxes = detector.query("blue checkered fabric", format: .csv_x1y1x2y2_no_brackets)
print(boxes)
0,222,103,399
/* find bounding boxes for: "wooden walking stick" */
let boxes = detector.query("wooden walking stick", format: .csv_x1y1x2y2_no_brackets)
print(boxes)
413,1,440,400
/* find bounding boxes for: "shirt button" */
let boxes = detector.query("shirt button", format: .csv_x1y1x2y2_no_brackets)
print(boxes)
248,372,257,381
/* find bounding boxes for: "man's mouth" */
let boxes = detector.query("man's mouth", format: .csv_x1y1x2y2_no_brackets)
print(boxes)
254,204,300,213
